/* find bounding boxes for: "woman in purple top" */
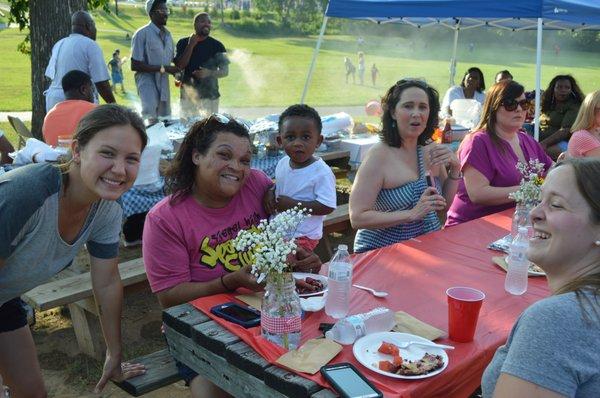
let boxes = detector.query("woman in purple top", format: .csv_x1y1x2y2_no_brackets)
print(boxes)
446,80,553,227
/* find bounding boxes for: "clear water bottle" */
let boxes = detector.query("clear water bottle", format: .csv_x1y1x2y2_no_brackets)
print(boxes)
325,307,396,345
325,244,352,319
505,226,529,295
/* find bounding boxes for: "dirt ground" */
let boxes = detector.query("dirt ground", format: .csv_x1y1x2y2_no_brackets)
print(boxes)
29,229,355,398
31,245,191,398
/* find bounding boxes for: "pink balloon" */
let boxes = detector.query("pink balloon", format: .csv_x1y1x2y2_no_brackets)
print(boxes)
365,100,382,117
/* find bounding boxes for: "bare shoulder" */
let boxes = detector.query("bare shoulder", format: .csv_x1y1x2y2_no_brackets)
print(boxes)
363,142,393,164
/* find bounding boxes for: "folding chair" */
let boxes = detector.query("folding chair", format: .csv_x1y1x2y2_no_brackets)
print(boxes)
7,115,34,149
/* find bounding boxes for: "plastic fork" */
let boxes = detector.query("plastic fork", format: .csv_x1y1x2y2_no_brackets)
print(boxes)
395,341,454,350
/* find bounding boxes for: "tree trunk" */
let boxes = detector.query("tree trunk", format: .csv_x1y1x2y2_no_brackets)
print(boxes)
29,0,87,138
115,0,119,16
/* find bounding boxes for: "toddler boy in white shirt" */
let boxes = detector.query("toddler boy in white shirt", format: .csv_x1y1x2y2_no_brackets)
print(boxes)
263,104,336,251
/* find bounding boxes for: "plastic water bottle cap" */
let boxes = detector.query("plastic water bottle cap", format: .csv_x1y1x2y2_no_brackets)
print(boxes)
338,244,348,251
517,226,528,234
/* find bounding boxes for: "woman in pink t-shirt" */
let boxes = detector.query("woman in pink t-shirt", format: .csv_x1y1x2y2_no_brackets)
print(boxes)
446,81,553,226
567,90,600,158
142,114,321,397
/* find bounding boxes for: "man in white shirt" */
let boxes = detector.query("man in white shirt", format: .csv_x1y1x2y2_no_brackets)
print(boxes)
131,0,179,122
44,11,115,112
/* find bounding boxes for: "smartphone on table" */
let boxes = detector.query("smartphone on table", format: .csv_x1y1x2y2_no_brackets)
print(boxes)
320,362,383,398
210,302,261,328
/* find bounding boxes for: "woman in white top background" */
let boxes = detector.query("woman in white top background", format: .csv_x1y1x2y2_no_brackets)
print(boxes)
441,67,486,116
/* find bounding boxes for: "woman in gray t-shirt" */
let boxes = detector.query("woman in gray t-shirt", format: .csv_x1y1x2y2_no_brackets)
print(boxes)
482,158,600,397
0,105,148,396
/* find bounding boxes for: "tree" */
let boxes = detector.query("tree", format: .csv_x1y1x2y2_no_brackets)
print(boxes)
253,0,326,31
7,0,109,138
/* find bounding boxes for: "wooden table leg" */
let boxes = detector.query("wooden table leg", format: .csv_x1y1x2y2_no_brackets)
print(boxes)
68,303,105,359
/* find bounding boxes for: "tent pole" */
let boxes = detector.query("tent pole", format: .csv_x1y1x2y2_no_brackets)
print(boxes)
534,18,543,141
301,16,329,104
449,20,460,86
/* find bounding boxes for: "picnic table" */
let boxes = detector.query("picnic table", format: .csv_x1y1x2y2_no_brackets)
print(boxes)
162,209,550,397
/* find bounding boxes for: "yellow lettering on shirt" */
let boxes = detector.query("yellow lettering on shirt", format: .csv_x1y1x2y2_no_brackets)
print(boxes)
198,225,260,271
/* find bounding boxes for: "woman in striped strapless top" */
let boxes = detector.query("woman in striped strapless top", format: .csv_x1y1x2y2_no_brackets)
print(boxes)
350,79,462,253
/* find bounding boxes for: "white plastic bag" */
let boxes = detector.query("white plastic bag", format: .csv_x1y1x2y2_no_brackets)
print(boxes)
321,112,354,138
134,123,173,187
450,99,482,129
12,138,62,165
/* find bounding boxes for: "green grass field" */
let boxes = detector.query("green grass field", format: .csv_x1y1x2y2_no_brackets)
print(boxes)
1,4,599,114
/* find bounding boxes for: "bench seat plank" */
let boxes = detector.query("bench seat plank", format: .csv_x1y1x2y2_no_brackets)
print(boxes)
23,258,146,311
114,348,181,396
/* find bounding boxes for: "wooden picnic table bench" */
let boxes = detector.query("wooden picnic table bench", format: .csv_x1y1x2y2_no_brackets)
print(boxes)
22,257,148,358
114,348,182,396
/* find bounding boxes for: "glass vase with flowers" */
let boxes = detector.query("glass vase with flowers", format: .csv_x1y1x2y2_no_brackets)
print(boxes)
233,206,310,350
508,159,545,239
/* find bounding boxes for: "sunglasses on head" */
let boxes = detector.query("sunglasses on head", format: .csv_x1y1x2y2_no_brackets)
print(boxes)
501,98,530,112
207,113,231,124
199,113,251,131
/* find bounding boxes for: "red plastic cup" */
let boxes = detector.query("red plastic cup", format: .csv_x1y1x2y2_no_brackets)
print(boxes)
446,287,485,343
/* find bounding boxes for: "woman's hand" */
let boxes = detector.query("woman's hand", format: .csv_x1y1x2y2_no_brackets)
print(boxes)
290,246,322,274
410,187,446,221
263,187,277,215
94,354,145,393
426,143,460,171
231,265,262,291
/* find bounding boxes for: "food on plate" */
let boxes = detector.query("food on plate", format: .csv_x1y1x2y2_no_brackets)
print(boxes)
378,341,400,356
376,341,445,376
378,360,395,373
396,353,444,376
295,277,325,294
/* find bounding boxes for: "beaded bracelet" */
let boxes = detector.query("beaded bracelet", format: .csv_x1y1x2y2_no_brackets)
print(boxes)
447,171,463,180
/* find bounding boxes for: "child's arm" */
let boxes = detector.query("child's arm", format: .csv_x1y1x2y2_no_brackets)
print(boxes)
262,186,277,215
276,196,334,216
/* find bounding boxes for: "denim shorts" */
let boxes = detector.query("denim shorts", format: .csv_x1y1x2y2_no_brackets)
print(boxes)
162,332,199,385
0,297,28,333
175,360,199,386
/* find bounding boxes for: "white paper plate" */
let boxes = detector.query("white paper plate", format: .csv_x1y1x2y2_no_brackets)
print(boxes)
353,332,449,380
292,272,328,297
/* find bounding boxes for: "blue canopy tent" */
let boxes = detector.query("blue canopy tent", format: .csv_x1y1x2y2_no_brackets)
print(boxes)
301,0,600,140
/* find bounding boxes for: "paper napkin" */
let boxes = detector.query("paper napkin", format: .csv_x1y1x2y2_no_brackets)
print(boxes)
277,338,342,374
393,311,445,341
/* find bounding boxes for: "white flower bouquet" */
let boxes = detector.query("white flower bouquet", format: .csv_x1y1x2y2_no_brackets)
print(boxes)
233,206,311,283
508,159,545,205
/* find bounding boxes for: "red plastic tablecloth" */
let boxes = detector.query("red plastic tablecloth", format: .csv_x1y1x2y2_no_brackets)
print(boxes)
191,210,550,398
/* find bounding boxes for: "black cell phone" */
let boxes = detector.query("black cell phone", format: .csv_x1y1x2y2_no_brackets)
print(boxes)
210,302,261,328
320,363,383,398
425,171,434,187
